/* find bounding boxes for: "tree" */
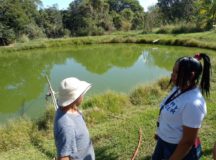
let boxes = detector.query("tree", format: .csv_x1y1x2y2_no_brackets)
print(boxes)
39,6,64,38
0,23,15,45
157,0,196,23
194,0,216,30
0,0,42,44
107,0,143,12
142,5,162,32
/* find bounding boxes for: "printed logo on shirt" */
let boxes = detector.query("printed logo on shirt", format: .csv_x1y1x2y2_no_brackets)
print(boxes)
164,101,178,114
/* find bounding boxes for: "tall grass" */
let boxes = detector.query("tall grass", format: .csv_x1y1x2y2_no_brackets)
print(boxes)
155,23,203,34
0,117,33,151
82,91,130,124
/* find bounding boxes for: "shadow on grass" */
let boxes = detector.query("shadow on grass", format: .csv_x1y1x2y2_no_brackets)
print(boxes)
143,155,152,160
202,148,213,157
30,138,55,159
95,146,119,160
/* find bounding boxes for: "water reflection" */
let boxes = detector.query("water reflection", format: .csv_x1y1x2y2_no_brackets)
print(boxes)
1,44,215,122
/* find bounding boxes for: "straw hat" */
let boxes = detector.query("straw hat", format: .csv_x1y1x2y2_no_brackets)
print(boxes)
57,77,91,107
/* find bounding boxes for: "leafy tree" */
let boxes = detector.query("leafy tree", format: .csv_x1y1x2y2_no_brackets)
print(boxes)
131,12,145,30
107,0,143,12
0,0,41,35
0,23,15,45
157,0,196,23
194,0,216,30
39,6,64,38
0,0,42,45
121,8,134,21
143,5,162,32
112,13,123,30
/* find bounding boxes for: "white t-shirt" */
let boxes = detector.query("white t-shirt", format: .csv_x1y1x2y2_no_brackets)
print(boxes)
157,87,207,144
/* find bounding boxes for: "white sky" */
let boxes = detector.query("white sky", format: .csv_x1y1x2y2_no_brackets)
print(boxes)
41,0,158,11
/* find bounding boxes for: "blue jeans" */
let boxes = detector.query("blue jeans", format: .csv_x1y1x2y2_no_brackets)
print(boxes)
152,137,201,160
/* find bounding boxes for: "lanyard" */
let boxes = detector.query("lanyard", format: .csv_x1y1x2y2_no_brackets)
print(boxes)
157,87,194,127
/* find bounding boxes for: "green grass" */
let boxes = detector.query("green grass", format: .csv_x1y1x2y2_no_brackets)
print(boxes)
0,74,216,159
1,30,216,54
0,32,216,159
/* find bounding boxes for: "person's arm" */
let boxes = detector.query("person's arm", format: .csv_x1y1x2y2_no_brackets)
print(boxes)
169,126,198,160
58,156,72,160
56,125,77,160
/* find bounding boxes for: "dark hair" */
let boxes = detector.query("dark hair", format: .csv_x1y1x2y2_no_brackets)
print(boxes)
174,53,211,96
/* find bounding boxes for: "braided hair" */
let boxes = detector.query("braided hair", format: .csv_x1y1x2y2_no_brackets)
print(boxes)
174,53,211,96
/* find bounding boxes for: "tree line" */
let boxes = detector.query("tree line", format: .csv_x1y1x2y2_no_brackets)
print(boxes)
0,0,215,46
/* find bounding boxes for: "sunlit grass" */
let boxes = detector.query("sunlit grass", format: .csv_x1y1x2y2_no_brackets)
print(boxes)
1,31,216,54
0,71,215,159
0,35,216,159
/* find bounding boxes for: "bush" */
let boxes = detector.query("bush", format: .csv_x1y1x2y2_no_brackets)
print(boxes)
155,25,174,34
155,23,204,34
171,23,203,34
82,91,129,113
0,24,16,46
0,117,33,151
23,24,45,39
82,91,130,123
18,34,30,43
129,84,163,106
91,26,105,36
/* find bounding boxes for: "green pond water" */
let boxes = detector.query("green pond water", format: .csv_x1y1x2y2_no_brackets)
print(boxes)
0,43,215,123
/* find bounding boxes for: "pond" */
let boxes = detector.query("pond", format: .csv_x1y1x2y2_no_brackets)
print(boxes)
0,44,215,123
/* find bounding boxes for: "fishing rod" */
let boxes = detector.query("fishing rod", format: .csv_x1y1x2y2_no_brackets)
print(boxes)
46,75,58,110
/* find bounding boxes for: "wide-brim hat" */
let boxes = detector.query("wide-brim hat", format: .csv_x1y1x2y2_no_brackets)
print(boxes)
57,77,91,107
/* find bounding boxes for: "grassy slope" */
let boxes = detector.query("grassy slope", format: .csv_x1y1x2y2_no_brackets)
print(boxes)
0,32,216,159
1,30,216,53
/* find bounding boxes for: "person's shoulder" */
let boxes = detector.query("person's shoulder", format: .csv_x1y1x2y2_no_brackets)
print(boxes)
56,112,76,127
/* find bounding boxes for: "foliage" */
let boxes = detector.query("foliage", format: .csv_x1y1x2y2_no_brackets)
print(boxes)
1,0,216,46
0,23,16,45
155,23,204,34
0,117,33,151
157,0,196,23
39,6,64,38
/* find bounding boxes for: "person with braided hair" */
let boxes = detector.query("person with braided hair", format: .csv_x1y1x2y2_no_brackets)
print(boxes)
152,53,211,160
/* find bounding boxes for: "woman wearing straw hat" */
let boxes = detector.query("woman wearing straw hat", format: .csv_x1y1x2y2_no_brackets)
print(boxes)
54,77,95,160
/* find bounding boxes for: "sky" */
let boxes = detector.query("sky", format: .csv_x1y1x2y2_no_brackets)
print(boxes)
41,0,158,11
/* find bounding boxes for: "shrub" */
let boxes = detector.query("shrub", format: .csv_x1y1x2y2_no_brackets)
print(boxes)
171,23,203,34
23,24,45,39
0,117,33,151
155,25,174,34
0,24,16,46
82,91,130,123
129,84,163,106
155,23,204,34
82,91,129,113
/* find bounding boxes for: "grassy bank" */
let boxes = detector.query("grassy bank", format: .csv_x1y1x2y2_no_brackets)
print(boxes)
0,73,216,159
1,31,216,53
0,32,216,159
